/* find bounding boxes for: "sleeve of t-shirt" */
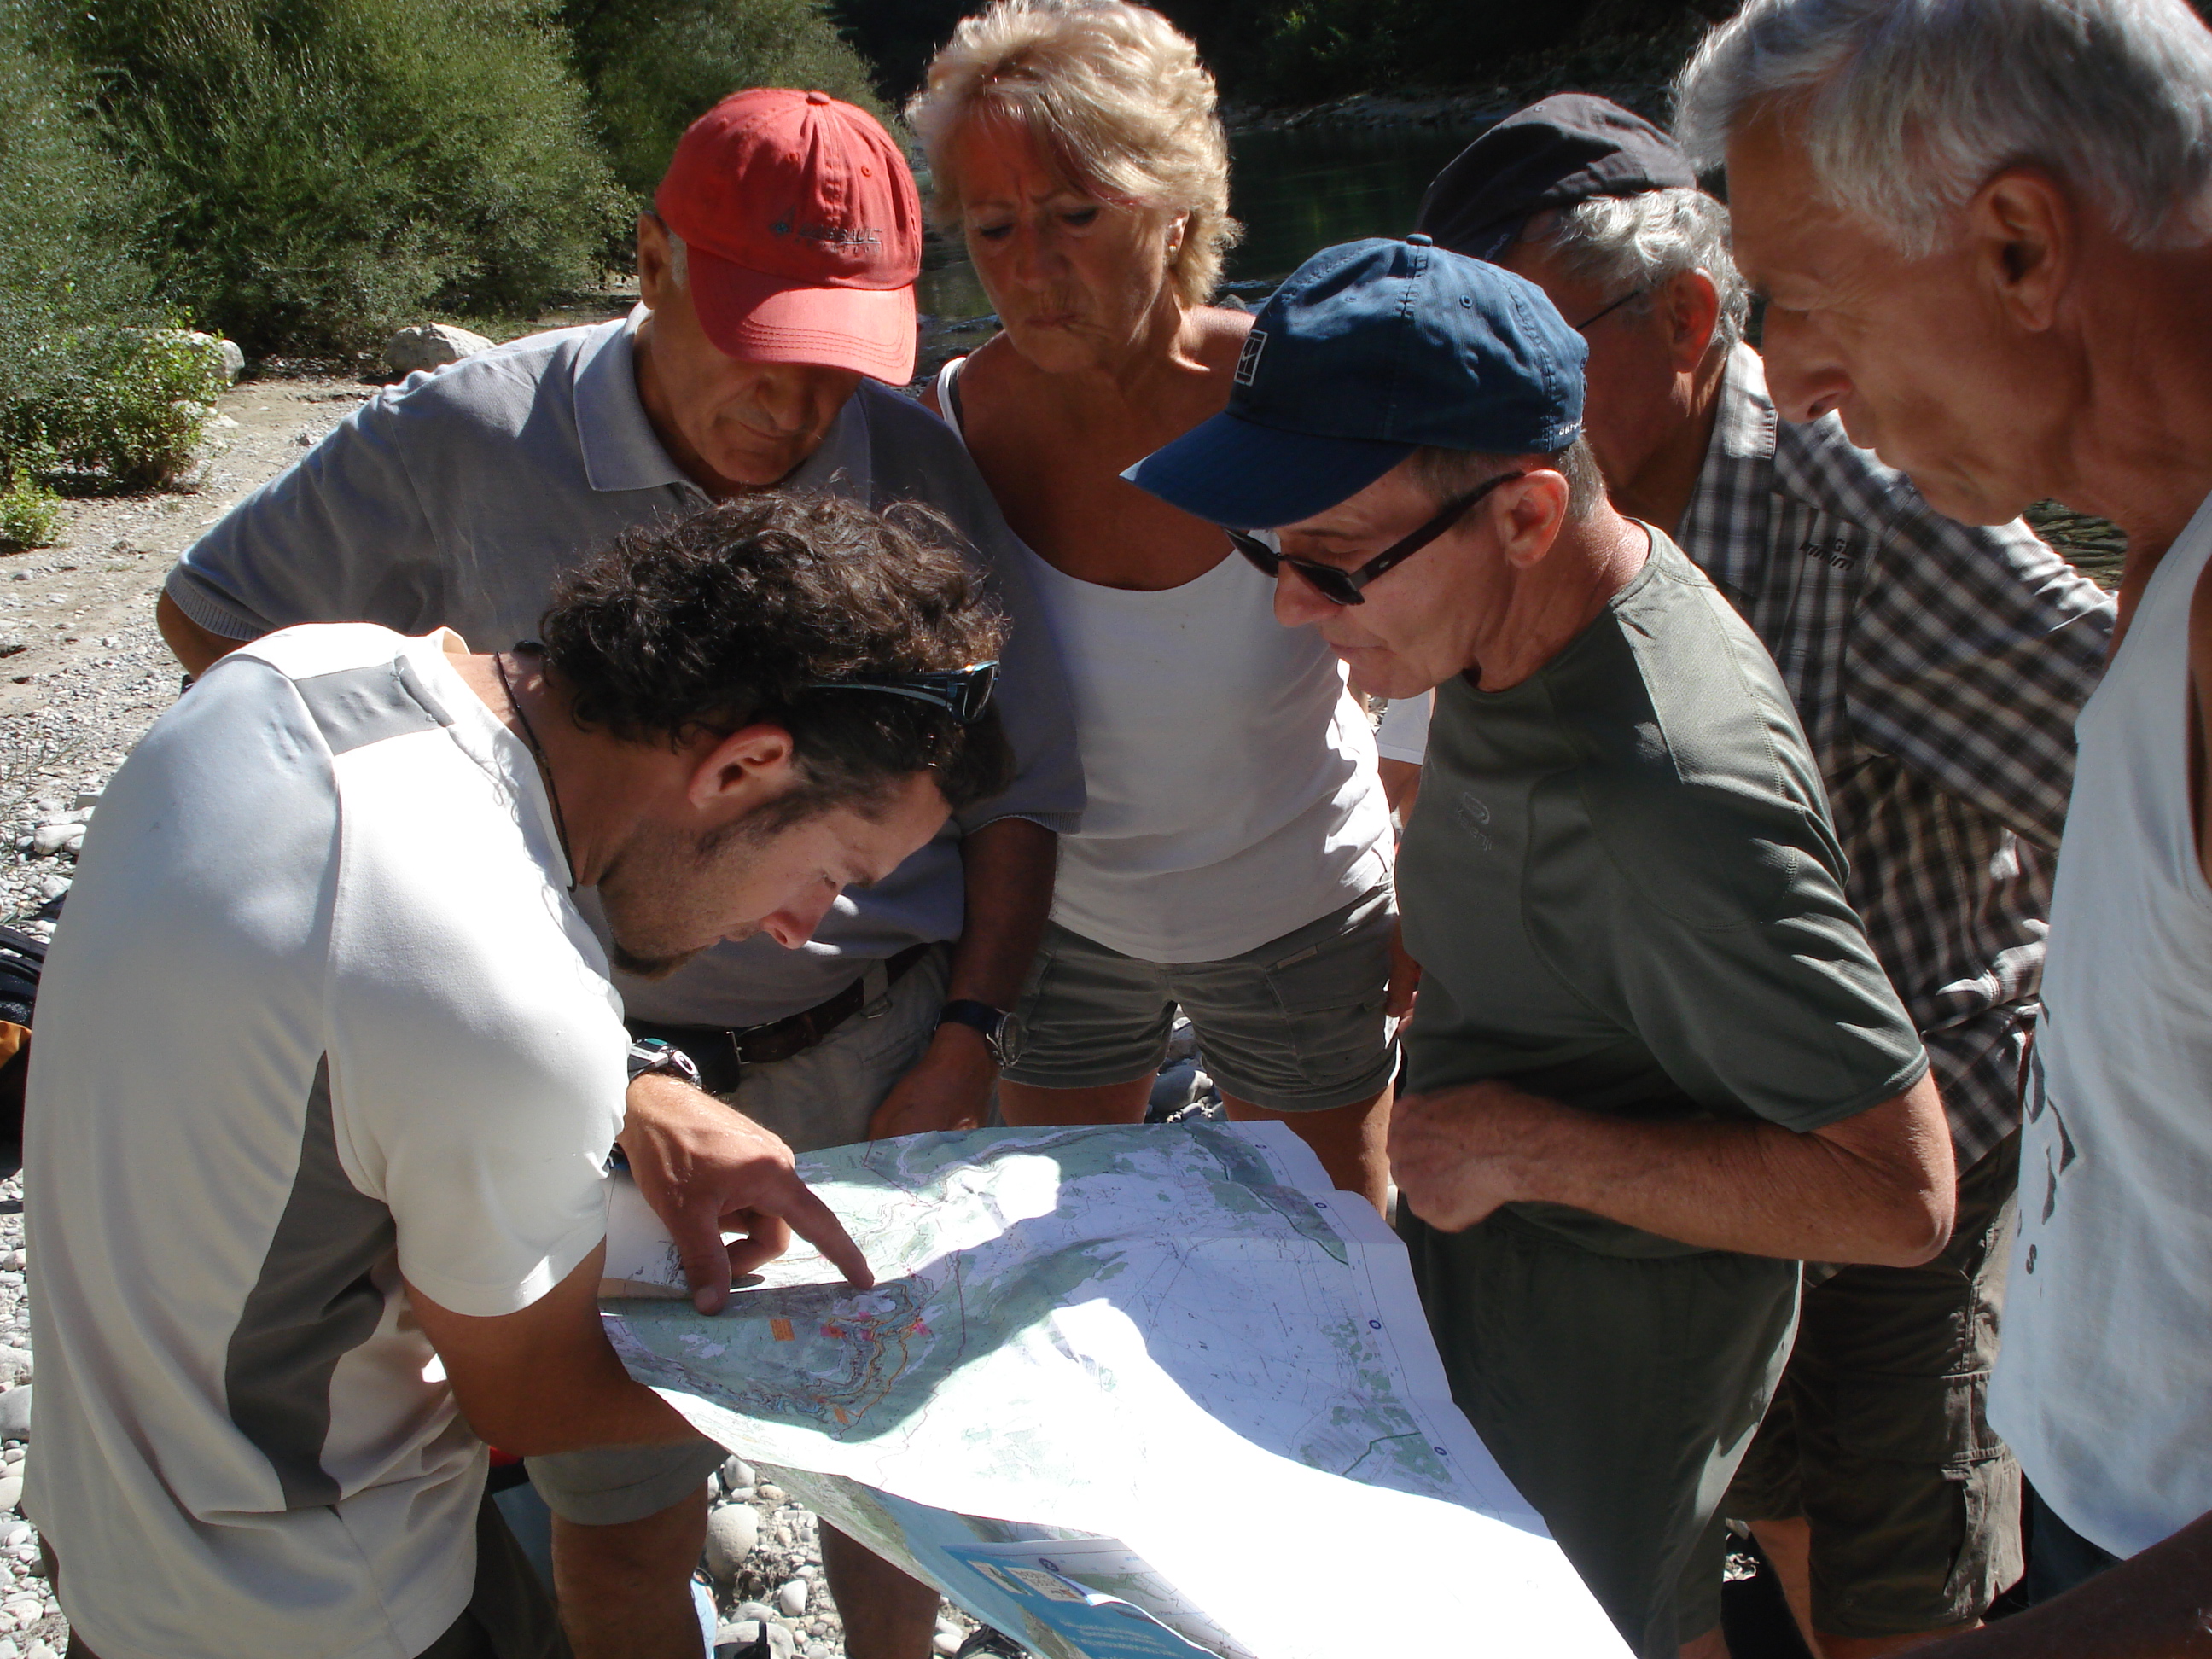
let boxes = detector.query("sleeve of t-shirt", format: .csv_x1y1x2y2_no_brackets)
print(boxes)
317,719,625,1318
164,388,449,642
1575,781,1930,1133
1375,695,1432,765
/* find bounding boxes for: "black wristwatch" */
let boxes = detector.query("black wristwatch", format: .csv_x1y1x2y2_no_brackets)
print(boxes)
937,998,1022,1067
626,1037,703,1089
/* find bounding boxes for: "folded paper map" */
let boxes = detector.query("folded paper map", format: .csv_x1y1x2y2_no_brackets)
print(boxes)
600,1121,1628,1659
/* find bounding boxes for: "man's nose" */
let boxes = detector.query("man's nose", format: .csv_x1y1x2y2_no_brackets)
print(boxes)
753,371,824,437
758,888,839,950
1272,563,1336,628
1759,308,1853,424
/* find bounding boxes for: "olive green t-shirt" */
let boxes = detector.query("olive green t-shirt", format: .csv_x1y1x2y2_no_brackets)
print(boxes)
1398,530,1929,1257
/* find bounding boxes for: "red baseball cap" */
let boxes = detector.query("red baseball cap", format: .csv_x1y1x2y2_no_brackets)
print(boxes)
655,89,923,383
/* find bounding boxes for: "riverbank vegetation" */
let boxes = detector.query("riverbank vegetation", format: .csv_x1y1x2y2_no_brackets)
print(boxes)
0,0,873,523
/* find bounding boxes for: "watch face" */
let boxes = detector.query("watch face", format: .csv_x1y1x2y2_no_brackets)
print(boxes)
994,1008,1024,1068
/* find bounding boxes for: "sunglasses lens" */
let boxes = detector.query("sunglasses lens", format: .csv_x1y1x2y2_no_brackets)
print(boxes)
1229,530,1281,578
961,662,998,724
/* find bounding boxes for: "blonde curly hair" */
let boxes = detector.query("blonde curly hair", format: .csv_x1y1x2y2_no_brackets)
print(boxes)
907,0,1241,307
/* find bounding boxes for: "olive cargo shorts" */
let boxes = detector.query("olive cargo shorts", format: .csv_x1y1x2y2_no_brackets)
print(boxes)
1401,1205,1800,1658
1725,1133,2023,1638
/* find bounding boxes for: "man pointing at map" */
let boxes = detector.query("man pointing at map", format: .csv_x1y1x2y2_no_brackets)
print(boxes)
1125,236,1953,1659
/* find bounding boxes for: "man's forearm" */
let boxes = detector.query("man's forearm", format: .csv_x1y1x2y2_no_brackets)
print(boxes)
1920,1511,2212,1658
944,817,1057,1008
1394,1074,1952,1265
157,591,253,678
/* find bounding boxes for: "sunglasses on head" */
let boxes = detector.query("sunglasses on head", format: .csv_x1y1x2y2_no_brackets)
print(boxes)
1226,470,1527,606
805,661,999,725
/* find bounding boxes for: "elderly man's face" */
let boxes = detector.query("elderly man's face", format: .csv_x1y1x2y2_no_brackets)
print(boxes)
1266,463,1508,697
1500,232,1702,493
635,216,864,490
1725,111,2062,525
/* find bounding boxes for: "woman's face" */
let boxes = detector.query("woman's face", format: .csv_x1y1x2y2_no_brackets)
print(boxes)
949,114,1185,373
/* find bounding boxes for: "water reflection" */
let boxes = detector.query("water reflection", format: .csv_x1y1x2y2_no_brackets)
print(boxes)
915,119,1494,364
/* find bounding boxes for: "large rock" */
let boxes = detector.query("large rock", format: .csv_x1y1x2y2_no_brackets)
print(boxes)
702,1502,759,1581
384,323,494,377
183,331,246,384
1,1385,37,1441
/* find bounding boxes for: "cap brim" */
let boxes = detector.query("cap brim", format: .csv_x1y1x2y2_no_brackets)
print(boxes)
689,250,916,383
1122,410,1415,528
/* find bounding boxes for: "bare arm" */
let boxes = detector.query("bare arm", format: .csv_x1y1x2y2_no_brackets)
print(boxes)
1919,1511,2212,1658
1389,1070,1953,1266
158,591,251,678
867,816,1057,1140
405,1243,696,1458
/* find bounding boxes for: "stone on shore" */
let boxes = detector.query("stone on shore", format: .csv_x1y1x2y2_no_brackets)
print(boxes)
703,1504,758,1581
0,1354,28,1392
0,1389,31,1441
383,323,493,377
775,1578,808,1616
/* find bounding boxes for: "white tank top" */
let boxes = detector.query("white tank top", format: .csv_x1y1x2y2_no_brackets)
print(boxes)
1989,491,2212,1558
934,358,1389,961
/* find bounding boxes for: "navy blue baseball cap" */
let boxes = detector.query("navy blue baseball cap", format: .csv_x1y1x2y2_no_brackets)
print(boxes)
1123,236,1586,528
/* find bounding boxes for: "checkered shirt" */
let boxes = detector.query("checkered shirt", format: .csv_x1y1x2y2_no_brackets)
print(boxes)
1679,346,2116,1167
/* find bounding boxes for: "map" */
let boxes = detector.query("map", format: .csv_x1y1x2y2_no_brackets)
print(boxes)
601,1122,1627,1658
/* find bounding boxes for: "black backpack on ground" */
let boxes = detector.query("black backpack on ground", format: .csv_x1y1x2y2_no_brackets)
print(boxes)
0,924,43,1148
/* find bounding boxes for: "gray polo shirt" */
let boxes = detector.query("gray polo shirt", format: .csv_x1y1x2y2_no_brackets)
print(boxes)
166,313,1085,1027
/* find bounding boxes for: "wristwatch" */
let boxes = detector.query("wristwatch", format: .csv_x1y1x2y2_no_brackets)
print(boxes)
937,999,1023,1068
626,1037,703,1089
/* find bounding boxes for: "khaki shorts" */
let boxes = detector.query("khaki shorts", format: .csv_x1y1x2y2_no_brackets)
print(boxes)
1001,886,1397,1113
1726,1133,2023,1639
530,952,947,1524
1403,1206,1799,1658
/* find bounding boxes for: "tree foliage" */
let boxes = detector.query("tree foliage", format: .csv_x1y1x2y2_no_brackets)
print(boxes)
59,0,626,354
562,0,888,204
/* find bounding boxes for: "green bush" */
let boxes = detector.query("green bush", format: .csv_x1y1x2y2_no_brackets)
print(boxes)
61,0,626,355
562,0,887,203
0,0,212,499
0,480,63,553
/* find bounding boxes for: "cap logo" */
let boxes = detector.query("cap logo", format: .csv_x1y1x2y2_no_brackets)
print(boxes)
771,220,882,246
1234,329,1267,387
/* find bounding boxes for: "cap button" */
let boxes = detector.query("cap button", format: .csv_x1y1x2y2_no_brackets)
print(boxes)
806,90,831,104
1406,233,1434,247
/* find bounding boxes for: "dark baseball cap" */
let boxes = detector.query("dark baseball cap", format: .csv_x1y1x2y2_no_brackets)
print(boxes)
1122,236,1585,528
1414,93,1697,264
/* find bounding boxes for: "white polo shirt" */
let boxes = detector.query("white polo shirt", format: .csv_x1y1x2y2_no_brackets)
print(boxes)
25,625,625,1659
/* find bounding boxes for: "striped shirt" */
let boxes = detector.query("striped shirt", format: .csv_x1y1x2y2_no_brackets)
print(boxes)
1680,346,2115,1166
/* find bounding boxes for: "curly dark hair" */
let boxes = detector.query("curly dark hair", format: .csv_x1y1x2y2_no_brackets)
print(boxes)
539,492,1015,818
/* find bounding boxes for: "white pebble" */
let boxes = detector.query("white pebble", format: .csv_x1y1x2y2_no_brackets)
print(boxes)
755,1483,785,1504
719,1454,755,1490
0,1480,24,1516
776,1577,809,1616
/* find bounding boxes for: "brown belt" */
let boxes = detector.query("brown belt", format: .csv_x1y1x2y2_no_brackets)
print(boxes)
626,941,934,1094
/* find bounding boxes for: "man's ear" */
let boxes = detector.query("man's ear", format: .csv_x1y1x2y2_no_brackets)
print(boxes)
687,722,800,812
1663,268,1723,373
1497,470,1572,570
637,212,674,311
1968,166,2075,334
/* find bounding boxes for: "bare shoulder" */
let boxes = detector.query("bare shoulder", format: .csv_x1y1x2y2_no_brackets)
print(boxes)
1189,304,1257,371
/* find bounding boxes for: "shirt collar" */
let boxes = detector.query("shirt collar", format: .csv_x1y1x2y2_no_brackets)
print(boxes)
1679,342,1780,600
573,305,876,502
573,307,694,496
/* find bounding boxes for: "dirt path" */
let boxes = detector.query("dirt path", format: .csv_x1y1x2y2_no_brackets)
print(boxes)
0,374,373,928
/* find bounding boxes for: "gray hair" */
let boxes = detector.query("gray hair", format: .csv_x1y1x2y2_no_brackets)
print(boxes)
1674,0,2212,255
1531,188,1750,352
1408,436,1607,524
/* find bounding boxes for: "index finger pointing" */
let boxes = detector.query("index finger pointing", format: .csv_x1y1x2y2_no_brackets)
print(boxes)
766,1176,875,1289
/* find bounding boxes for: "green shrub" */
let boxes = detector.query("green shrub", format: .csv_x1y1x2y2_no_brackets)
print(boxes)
61,0,626,355
562,0,887,203
0,480,63,553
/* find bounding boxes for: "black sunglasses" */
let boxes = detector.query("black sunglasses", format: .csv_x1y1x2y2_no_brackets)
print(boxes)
805,661,999,725
1227,471,1526,606
1572,287,1648,331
